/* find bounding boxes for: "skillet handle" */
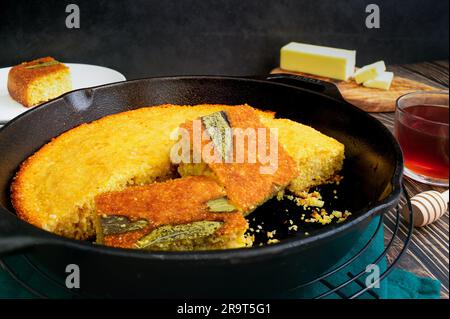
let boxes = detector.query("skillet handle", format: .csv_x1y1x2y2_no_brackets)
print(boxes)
263,74,345,102
0,208,55,256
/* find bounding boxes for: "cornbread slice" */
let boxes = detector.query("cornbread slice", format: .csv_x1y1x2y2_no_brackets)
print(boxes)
177,106,298,214
12,104,273,240
260,117,345,193
95,176,249,250
7,57,72,107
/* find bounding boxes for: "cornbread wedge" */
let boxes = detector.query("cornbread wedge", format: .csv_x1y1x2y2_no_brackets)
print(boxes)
260,117,345,193
7,57,72,107
95,176,249,250
176,106,298,214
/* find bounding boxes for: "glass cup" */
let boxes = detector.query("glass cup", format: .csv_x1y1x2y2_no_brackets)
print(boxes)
394,91,449,186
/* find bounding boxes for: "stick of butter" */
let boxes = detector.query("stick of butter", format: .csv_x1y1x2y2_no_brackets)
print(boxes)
280,42,356,81
354,61,386,84
363,71,394,90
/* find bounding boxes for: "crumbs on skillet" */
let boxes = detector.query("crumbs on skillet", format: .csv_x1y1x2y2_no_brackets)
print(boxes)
246,175,351,246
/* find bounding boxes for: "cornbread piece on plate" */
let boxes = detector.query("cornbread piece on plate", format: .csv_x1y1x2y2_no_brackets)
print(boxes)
95,176,249,250
7,57,72,107
177,106,299,214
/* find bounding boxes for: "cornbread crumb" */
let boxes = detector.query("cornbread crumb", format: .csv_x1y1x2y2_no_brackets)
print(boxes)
305,208,352,225
282,190,324,208
244,234,255,247
331,175,344,185
276,190,285,201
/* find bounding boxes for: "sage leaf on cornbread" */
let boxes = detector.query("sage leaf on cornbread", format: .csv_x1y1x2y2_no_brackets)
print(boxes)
206,197,236,212
100,215,148,236
24,60,61,69
201,111,233,162
135,221,223,249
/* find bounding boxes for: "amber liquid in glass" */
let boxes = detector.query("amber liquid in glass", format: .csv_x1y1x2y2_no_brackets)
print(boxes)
395,104,449,179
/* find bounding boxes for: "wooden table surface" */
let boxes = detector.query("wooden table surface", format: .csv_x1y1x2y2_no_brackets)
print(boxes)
372,60,449,299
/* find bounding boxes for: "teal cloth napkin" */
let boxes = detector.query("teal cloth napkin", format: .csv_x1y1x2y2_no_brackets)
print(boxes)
281,216,441,299
0,217,441,299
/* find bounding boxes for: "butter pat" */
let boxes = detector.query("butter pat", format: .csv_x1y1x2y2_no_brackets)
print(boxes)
363,71,394,90
354,61,386,84
280,42,356,81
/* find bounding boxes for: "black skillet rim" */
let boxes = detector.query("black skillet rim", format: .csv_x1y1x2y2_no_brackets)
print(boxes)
0,75,404,261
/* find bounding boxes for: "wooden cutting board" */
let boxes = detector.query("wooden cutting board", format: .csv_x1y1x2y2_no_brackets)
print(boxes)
270,67,438,112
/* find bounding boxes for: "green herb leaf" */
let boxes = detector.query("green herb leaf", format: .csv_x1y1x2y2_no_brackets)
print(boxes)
206,197,236,212
24,60,60,69
100,215,148,236
135,221,223,249
201,111,233,162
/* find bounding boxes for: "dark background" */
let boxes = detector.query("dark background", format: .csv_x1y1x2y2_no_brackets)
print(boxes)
0,0,448,79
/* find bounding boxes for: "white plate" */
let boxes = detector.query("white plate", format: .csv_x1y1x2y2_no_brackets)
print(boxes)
0,63,126,123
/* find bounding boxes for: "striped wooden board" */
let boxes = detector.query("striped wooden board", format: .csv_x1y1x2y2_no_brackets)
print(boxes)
271,66,439,113
371,60,449,298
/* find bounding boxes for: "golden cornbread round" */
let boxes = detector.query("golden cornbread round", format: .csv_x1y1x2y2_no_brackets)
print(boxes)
11,104,274,240
11,104,344,241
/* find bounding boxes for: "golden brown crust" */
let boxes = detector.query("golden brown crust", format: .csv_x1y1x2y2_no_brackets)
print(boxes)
95,176,247,249
180,106,298,213
7,57,70,107
10,150,42,227
95,176,227,222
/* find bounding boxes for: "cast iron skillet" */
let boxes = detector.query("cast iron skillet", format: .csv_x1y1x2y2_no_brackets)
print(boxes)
0,75,403,298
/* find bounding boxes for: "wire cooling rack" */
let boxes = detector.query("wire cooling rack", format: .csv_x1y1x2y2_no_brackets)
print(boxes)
0,186,413,299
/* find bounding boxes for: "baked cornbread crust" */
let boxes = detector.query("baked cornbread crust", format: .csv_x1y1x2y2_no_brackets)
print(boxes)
177,106,298,214
7,57,72,107
95,176,249,250
11,104,273,240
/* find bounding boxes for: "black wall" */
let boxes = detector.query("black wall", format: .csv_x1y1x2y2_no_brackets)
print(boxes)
0,0,448,79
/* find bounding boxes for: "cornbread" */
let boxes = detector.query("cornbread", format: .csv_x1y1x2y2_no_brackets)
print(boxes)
177,106,298,214
11,104,272,240
259,117,345,194
95,176,249,250
7,57,72,107
11,104,344,243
